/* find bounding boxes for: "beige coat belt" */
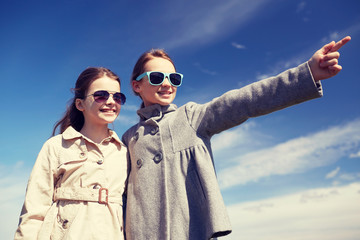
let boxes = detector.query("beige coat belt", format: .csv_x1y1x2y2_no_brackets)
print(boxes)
53,187,123,205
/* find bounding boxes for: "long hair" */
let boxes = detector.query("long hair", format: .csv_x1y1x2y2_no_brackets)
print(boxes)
52,67,121,136
130,49,176,96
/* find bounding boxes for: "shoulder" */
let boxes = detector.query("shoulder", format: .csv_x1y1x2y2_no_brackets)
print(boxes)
41,127,82,154
41,134,63,150
122,123,140,145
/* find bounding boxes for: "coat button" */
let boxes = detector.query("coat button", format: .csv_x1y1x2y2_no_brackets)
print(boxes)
79,152,86,158
153,109,160,116
62,219,69,229
153,153,163,163
134,132,139,141
136,159,143,168
150,126,159,135
97,159,104,165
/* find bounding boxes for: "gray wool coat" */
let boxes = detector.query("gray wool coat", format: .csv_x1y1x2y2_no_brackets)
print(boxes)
122,62,323,240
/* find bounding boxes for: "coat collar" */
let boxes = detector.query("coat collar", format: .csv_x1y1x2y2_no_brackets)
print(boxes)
137,103,177,121
62,126,122,145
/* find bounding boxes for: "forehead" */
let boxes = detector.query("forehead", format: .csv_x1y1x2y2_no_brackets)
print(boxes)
144,57,176,72
88,75,120,92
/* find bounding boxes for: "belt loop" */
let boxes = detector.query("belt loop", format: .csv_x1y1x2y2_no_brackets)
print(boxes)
98,188,108,204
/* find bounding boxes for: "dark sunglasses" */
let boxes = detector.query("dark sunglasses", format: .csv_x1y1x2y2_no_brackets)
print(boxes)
136,71,183,87
87,90,126,105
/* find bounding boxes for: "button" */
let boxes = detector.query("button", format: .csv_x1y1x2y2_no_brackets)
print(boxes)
153,153,163,163
153,110,160,116
136,159,143,168
150,126,159,135
134,132,139,141
79,152,86,158
62,219,69,229
97,159,104,165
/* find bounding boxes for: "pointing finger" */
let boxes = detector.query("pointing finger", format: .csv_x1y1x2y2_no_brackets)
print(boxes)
330,36,351,52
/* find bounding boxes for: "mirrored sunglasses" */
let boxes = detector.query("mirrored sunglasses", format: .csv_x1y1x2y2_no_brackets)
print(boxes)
87,90,126,105
136,71,183,87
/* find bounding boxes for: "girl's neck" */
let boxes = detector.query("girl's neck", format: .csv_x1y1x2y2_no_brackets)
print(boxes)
80,124,110,144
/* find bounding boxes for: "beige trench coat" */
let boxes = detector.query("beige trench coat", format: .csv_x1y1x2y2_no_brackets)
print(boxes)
14,127,128,240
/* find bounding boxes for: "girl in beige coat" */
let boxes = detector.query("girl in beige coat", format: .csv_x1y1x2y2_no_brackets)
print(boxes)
15,67,128,240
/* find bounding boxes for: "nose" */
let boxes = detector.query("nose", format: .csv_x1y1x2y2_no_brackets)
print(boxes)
161,77,172,87
106,94,116,105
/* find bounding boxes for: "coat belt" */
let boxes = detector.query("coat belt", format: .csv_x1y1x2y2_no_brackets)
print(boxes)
53,187,123,205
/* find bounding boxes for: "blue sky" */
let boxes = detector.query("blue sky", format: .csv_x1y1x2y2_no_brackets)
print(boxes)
1,0,360,239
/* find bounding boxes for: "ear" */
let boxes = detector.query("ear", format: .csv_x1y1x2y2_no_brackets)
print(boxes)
75,98,85,112
132,80,142,94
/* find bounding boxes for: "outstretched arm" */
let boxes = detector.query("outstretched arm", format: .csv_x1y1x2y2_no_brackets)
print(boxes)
308,36,351,81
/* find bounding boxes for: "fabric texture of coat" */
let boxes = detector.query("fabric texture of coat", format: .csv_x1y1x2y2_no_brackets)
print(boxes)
15,126,128,240
122,62,323,240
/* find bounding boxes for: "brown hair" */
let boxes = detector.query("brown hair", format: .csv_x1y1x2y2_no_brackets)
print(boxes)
52,67,121,136
130,49,176,96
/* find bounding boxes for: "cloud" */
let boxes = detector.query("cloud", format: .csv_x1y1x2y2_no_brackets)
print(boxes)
231,42,246,50
255,22,360,83
212,121,270,153
0,162,31,240
121,104,140,112
330,171,360,186
217,119,360,189
339,173,360,181
226,182,360,240
254,56,304,81
321,22,360,45
326,167,340,179
159,0,271,49
296,1,307,13
116,113,139,126
193,62,217,76
349,150,360,158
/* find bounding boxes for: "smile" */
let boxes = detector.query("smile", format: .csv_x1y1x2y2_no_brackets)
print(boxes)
100,109,116,113
158,91,172,96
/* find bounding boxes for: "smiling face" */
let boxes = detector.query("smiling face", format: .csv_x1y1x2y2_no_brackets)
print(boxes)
76,74,121,128
132,57,177,107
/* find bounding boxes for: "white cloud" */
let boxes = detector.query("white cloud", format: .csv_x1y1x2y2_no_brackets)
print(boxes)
296,1,307,13
326,166,340,179
339,173,360,181
349,150,360,158
159,0,271,49
224,182,360,240
231,42,246,50
321,22,360,45
212,122,257,152
121,104,140,112
255,22,360,83
0,163,31,240
116,113,139,126
217,119,360,189
193,62,217,76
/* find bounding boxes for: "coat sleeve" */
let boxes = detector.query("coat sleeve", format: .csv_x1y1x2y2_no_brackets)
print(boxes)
14,138,57,240
186,62,323,137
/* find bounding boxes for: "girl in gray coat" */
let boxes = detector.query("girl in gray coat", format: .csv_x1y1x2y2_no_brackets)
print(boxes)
122,36,351,240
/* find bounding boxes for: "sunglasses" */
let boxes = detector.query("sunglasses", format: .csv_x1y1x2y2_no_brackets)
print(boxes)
136,71,183,87
87,90,126,105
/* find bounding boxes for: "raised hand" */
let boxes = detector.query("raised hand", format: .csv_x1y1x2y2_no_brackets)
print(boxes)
308,36,351,81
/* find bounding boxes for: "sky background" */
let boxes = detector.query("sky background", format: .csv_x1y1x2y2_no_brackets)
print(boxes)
1,0,359,239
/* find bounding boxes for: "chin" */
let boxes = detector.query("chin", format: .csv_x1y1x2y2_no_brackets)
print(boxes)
158,100,173,106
